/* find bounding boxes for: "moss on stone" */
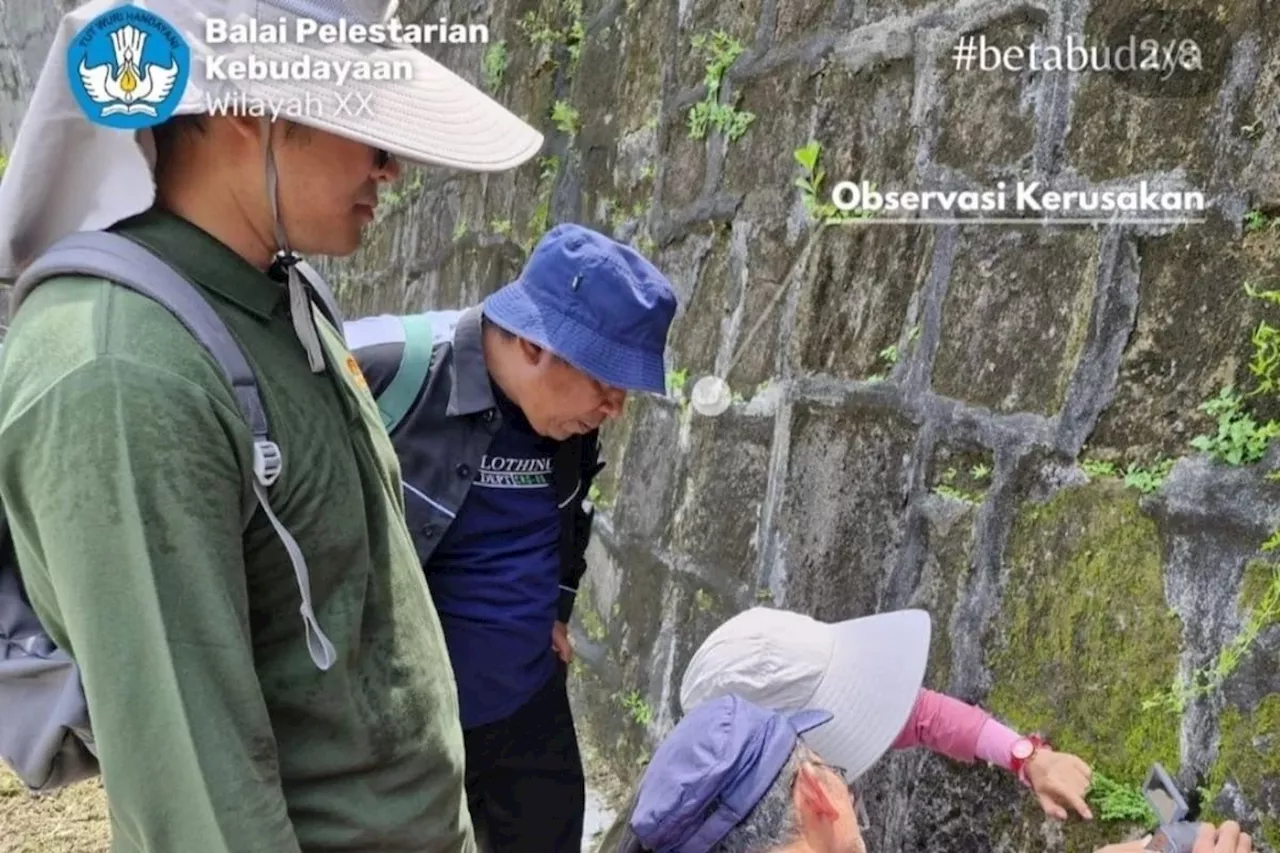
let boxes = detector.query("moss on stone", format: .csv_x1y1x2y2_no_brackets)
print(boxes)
1205,695,1280,845
987,481,1184,788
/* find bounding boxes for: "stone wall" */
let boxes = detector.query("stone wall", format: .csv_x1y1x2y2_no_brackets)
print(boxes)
2,0,1279,851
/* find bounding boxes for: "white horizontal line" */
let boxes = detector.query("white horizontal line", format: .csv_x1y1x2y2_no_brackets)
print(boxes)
833,217,1207,226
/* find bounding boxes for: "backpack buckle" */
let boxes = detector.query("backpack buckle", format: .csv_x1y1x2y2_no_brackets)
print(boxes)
253,440,283,487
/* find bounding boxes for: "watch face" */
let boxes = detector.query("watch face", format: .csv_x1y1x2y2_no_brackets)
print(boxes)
1012,739,1034,760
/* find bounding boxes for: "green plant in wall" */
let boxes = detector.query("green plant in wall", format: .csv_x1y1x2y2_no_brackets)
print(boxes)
551,100,580,137
482,40,508,93
1086,772,1157,824
452,219,468,242
1122,458,1175,494
0,150,7,180
522,155,561,252
686,30,755,143
490,218,513,237
620,690,653,727
1244,281,1280,396
1189,387,1280,467
1243,209,1280,232
517,0,584,76
792,141,874,226
1082,459,1119,478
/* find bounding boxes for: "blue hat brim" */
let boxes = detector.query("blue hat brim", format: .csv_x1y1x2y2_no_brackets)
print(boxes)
788,708,834,734
483,279,669,395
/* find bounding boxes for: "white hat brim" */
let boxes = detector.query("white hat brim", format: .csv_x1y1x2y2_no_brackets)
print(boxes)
799,609,933,780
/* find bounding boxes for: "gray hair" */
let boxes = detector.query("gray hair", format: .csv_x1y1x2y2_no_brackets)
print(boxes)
708,746,805,853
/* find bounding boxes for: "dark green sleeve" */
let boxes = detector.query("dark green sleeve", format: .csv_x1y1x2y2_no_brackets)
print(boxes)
0,355,302,853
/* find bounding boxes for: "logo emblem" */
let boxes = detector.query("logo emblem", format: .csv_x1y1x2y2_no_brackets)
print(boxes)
66,8,189,129
344,354,369,391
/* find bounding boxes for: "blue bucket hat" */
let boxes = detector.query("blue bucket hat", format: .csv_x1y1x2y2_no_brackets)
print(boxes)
629,694,834,853
482,224,677,394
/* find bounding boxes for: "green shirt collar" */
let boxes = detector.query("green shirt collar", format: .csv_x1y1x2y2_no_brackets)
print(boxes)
110,207,287,321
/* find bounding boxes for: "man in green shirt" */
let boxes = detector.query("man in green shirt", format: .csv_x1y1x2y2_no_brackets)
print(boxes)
0,0,542,850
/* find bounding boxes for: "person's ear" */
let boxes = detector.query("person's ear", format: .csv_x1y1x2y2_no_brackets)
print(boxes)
515,336,545,366
793,762,842,823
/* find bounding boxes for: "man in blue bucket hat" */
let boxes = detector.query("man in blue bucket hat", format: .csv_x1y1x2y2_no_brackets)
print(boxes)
345,222,678,853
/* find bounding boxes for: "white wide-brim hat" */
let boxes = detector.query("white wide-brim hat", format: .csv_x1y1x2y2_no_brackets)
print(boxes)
0,0,543,279
679,607,933,781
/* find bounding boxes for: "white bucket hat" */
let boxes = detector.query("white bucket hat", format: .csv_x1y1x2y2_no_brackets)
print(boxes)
679,607,933,781
0,0,543,281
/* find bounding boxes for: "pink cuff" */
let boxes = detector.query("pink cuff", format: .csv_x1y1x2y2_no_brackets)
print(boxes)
975,717,1026,779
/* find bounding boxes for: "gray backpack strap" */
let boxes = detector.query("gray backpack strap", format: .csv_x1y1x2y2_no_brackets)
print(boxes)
10,231,335,671
293,259,345,340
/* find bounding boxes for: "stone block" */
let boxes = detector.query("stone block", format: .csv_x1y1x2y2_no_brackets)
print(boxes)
777,400,919,622
932,228,1098,416
1066,0,1247,184
610,399,685,549
985,482,1183,786
934,11,1042,179
772,0,840,45
657,111,710,211
721,59,821,200
670,409,775,589
1240,18,1280,208
862,0,938,21
907,498,977,694
809,58,917,194
665,227,731,378
724,218,804,390
792,220,933,380
1089,222,1280,462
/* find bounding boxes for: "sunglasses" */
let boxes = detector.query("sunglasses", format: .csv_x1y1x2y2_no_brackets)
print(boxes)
374,147,393,169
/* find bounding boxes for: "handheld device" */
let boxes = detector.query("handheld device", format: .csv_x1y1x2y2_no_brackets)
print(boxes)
1142,762,1201,852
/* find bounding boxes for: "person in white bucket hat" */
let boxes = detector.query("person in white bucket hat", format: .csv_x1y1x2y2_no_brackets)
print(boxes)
0,1,541,851
679,608,1095,827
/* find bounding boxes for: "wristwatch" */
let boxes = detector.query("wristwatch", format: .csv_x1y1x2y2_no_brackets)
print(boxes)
1010,733,1049,784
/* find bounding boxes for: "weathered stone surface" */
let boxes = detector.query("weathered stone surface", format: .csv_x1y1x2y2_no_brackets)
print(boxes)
905,496,978,694
1240,16,1280,208
670,409,775,590
721,58,821,200
933,228,1098,416
1089,222,1280,463
777,400,920,621
724,217,802,388
792,222,932,380
663,227,727,377
1065,0,1251,184
986,483,1183,784
609,399,685,549
934,12,1043,179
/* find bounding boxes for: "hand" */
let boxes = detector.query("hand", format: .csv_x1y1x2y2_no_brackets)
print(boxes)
552,621,574,664
1024,748,1094,820
1091,822,1253,853
1191,821,1252,853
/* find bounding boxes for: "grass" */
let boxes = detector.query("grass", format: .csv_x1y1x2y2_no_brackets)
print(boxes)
0,766,110,852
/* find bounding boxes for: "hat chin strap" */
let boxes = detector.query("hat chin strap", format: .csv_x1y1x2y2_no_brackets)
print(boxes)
261,117,327,374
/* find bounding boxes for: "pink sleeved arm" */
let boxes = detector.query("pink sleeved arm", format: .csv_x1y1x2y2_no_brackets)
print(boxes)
889,689,1021,770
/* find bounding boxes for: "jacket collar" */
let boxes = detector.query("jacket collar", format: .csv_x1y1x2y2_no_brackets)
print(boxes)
446,305,497,417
